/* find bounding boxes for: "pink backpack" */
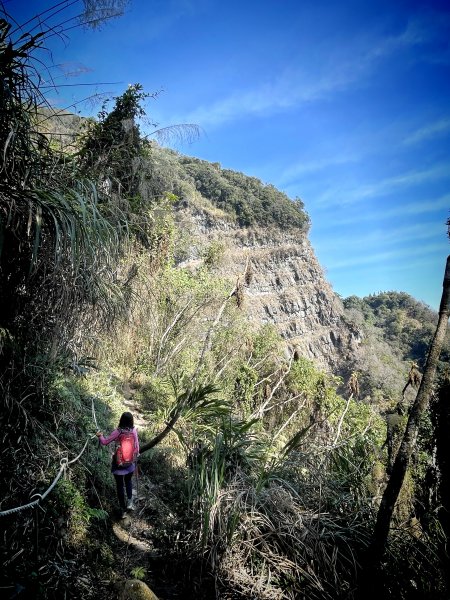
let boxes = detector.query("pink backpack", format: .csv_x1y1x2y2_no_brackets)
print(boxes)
115,429,137,467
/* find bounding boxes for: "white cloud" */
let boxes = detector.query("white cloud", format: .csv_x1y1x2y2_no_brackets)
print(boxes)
279,153,359,183
316,222,443,254
316,194,450,227
403,118,450,146
356,165,450,199
315,163,450,206
174,64,359,128
324,242,445,270
173,19,427,130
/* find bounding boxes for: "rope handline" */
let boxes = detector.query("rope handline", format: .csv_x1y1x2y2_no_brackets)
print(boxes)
10,399,94,474
0,396,101,517
68,437,92,465
0,434,95,518
91,396,99,431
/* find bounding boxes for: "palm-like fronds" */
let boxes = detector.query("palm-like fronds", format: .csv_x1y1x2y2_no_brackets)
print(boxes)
184,469,369,600
139,381,224,454
0,12,138,374
184,412,271,551
149,123,201,146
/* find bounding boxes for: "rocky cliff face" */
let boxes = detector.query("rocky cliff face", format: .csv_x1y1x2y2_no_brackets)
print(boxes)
175,200,362,375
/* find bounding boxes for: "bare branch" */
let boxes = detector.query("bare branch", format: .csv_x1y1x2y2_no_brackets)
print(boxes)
251,356,294,419
332,393,353,447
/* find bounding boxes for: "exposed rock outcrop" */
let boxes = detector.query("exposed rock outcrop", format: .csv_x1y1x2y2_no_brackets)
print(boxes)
117,579,159,600
175,203,361,374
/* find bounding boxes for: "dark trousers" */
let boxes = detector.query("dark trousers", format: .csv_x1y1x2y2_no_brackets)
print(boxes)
114,472,133,509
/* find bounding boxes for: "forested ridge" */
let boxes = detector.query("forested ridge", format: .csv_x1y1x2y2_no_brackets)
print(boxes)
344,292,449,365
1,5,449,600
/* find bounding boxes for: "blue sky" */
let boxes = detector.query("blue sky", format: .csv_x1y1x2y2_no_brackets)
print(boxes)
5,0,450,309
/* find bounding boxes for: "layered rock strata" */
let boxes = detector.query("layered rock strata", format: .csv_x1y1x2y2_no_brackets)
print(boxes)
175,202,361,373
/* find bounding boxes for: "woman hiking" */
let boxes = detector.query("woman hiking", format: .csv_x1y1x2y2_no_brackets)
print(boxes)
96,411,139,518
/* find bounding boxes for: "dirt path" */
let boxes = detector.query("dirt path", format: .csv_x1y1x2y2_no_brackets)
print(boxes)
112,513,158,556
106,384,164,595
109,382,188,598
121,382,147,429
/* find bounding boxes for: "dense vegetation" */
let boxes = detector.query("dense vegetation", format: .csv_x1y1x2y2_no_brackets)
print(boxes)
105,143,311,231
345,291,449,367
178,155,310,230
0,5,448,600
340,291,449,408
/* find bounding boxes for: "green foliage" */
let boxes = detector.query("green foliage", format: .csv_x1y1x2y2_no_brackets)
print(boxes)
114,261,233,380
0,22,160,381
344,291,448,366
130,566,147,580
184,413,269,547
343,291,449,405
202,240,226,269
79,83,151,199
251,323,282,359
162,380,228,434
234,363,258,407
288,356,325,398
54,478,107,545
1,7,446,598
179,155,310,231
138,374,174,418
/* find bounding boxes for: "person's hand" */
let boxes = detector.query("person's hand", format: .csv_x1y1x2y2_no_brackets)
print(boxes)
95,431,103,437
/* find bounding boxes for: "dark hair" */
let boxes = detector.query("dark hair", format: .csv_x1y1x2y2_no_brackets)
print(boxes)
118,412,134,429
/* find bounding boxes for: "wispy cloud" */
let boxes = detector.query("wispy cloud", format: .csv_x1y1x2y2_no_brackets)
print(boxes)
324,242,444,270
403,118,450,146
174,63,358,128
315,163,450,206
316,222,443,254
316,194,450,227
279,153,359,183
174,19,426,129
353,165,450,199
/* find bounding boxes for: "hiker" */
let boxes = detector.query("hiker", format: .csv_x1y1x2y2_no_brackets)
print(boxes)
96,411,139,517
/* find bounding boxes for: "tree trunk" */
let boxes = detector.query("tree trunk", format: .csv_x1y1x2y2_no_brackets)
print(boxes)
434,379,450,593
368,255,450,565
139,411,181,454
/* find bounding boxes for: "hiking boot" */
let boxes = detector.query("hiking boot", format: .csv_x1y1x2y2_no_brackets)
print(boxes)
126,498,135,511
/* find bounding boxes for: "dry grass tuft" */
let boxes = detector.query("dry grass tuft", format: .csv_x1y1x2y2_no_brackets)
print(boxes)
185,469,365,599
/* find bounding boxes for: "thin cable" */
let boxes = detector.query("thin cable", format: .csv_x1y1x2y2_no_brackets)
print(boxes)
67,436,95,465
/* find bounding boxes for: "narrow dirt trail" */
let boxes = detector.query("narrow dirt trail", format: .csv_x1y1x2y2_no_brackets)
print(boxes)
121,382,147,429
107,382,175,599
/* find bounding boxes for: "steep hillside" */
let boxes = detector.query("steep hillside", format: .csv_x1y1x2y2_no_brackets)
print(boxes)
28,119,441,400
145,145,439,401
2,13,448,599
33,119,440,401
146,147,358,368
174,202,361,372
2,81,447,598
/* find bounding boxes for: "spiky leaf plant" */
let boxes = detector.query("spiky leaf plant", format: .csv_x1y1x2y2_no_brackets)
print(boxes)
0,11,165,386
0,10,152,591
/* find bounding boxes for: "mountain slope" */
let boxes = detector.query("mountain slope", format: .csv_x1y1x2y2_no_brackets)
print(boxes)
145,145,441,400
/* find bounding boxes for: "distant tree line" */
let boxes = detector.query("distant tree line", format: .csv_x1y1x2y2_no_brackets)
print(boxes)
344,291,449,367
